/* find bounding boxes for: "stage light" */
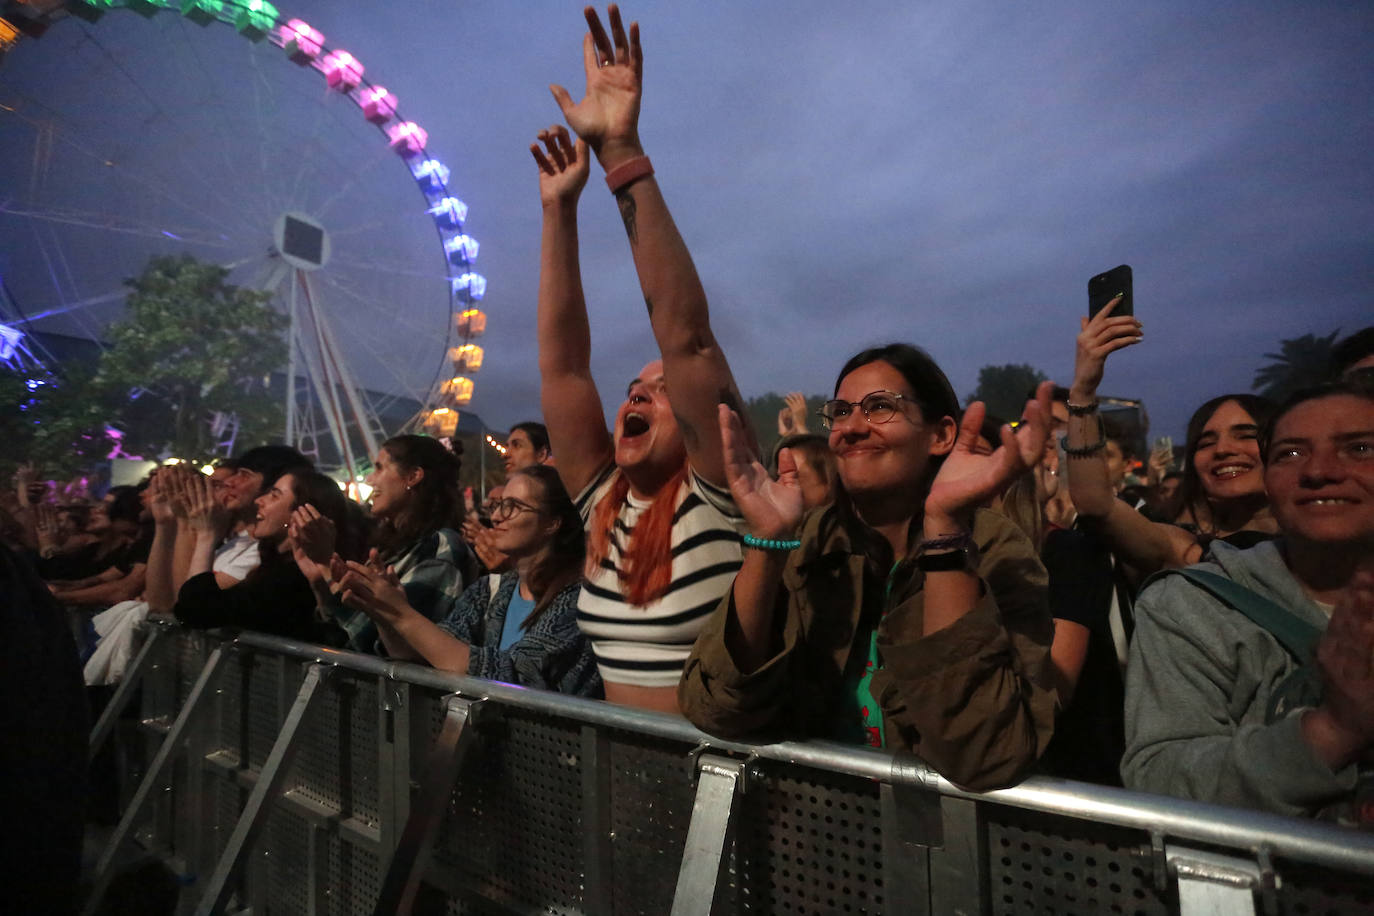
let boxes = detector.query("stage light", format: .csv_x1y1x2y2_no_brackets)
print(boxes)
449,344,484,372
387,121,427,158
234,0,277,41
427,197,467,230
322,49,364,92
360,86,397,124
451,273,486,300
180,0,223,26
456,308,486,337
444,234,479,265
281,19,323,64
412,159,451,194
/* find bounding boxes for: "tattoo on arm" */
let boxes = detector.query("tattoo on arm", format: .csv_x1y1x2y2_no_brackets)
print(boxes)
644,295,654,318
615,189,638,246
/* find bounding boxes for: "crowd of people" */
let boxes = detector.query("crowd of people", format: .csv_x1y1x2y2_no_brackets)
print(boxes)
3,13,1373,908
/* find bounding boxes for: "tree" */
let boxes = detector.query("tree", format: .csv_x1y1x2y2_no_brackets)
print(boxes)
743,391,828,462
966,363,1048,422
1252,330,1341,402
92,255,287,462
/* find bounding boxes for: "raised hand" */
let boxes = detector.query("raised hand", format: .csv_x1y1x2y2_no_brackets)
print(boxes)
549,5,643,165
1072,295,1142,400
288,504,337,586
925,382,1055,526
531,124,590,208
720,403,802,539
784,392,809,434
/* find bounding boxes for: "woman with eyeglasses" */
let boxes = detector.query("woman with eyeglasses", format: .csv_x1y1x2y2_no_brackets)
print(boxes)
335,465,601,697
680,344,1060,791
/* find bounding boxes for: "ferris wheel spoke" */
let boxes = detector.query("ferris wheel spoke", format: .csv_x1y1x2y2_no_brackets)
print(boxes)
314,270,452,345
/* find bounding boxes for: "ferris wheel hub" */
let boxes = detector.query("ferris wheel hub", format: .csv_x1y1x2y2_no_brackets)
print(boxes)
273,211,330,271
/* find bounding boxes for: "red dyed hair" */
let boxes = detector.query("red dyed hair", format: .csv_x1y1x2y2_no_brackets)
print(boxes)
586,465,688,607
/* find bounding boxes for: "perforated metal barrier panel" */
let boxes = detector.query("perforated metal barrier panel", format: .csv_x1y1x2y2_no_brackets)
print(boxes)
100,626,1374,916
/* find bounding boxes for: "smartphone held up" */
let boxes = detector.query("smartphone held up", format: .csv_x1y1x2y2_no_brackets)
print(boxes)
1089,264,1133,318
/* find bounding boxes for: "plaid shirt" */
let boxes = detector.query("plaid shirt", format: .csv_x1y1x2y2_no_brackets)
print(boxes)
332,528,473,653
437,572,603,698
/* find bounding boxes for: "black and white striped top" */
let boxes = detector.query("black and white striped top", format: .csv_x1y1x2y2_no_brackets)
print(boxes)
575,465,744,688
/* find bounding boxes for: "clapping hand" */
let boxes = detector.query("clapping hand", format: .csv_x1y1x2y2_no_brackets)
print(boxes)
149,469,178,525
549,5,643,165
720,403,802,540
925,382,1055,526
777,392,809,436
288,504,337,586
183,471,227,536
1313,567,1374,759
336,553,413,625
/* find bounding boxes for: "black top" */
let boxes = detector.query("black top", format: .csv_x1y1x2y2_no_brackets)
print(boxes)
173,555,322,642
1037,525,1128,786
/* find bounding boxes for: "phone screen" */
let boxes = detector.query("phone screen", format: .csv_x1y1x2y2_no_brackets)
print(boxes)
1089,264,1133,318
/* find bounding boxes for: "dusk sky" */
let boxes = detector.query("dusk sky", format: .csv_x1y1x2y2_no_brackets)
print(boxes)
1,1,1370,444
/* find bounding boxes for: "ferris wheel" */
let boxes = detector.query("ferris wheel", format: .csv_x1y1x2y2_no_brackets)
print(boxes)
0,0,489,471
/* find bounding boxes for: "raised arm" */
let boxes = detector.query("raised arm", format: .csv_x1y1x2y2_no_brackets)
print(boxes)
144,472,181,614
551,5,749,488
533,124,614,497
1065,300,1198,574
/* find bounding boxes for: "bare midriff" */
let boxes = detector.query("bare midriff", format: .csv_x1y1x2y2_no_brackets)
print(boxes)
603,682,682,716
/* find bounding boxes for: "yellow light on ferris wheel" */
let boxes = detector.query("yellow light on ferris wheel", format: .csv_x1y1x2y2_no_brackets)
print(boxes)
456,308,486,337
449,343,483,372
442,376,474,405
424,407,458,436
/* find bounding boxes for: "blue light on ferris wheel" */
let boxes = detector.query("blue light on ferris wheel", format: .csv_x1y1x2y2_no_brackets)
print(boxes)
444,235,479,265
427,197,467,230
412,159,451,194
452,273,486,300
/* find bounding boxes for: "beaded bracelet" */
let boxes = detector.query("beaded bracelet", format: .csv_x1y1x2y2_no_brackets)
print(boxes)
741,533,802,551
1060,434,1108,457
1066,399,1099,416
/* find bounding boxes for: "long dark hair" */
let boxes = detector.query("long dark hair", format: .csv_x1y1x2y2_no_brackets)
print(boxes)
252,467,363,581
514,464,586,629
831,343,961,569
370,435,464,558
1176,393,1275,532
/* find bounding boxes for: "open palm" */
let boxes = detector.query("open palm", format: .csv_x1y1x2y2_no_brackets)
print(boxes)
549,6,642,158
719,404,802,539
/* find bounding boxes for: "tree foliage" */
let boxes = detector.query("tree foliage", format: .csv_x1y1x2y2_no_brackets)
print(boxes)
1251,330,1341,403
0,366,109,479
744,391,828,460
966,363,1048,422
93,255,287,462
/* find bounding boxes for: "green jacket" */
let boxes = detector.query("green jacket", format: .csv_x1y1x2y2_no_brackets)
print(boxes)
678,506,1058,790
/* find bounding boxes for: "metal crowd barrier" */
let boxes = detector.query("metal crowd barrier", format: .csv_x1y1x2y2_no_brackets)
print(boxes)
85,620,1374,916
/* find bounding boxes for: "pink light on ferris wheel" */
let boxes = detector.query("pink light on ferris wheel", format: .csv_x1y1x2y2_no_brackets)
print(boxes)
322,50,364,92
281,19,323,64
388,122,428,158
361,86,398,125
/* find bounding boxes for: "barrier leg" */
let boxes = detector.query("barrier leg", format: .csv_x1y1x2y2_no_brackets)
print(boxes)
88,624,164,759
82,644,228,916
580,726,613,916
1169,847,1260,916
669,754,747,916
193,662,333,916
371,694,487,916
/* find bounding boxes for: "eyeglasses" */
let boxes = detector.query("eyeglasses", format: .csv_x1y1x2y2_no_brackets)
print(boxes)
488,497,541,522
817,390,913,430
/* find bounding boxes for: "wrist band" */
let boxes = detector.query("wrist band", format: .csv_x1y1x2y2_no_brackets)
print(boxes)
741,533,801,552
1066,399,1099,416
916,533,973,554
915,531,979,573
605,155,654,194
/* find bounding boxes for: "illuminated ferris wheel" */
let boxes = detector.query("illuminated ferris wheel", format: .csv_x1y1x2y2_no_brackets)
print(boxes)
0,0,490,470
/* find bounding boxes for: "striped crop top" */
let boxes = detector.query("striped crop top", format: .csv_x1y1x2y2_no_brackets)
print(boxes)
574,465,744,688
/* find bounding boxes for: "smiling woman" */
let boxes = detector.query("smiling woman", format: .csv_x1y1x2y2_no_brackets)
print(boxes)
679,343,1060,791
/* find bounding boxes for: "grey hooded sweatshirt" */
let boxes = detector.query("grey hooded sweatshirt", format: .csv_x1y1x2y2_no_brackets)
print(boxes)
1122,538,1358,817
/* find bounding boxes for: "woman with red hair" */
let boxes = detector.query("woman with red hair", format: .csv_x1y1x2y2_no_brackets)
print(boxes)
533,6,747,713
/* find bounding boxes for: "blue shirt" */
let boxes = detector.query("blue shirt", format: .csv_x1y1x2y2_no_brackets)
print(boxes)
499,588,537,651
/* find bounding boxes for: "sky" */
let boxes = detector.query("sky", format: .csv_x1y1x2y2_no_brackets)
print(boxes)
1,0,1371,444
